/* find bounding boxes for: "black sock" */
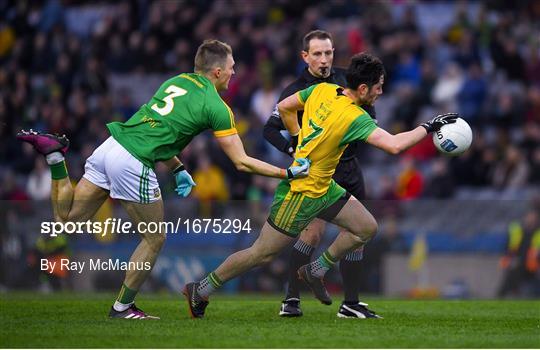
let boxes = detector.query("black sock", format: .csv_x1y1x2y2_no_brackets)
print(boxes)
285,240,314,300
340,249,364,304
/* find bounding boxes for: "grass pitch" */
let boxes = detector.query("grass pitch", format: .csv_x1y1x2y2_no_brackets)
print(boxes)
1,292,539,348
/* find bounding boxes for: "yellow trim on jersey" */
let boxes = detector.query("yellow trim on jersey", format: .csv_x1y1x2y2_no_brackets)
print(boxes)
179,74,204,88
214,94,236,129
214,128,238,137
224,103,236,128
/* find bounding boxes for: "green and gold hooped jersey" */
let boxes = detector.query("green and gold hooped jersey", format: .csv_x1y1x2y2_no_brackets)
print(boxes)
291,83,377,197
107,73,236,169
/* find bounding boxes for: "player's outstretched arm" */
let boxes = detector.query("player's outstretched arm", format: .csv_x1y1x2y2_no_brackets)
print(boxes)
366,127,427,155
263,107,295,157
366,113,458,155
216,134,309,179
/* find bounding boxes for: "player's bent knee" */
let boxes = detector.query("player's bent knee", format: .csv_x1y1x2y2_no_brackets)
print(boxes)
299,228,322,246
350,216,378,241
299,219,325,246
362,217,378,240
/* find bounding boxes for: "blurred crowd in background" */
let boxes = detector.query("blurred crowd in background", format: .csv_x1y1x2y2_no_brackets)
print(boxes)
1,0,539,203
0,0,539,296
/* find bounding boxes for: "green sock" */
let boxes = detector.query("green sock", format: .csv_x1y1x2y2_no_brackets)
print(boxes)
116,283,138,305
50,161,68,180
310,250,337,278
320,250,338,267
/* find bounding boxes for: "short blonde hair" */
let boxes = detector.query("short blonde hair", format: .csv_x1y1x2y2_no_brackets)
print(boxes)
194,39,232,73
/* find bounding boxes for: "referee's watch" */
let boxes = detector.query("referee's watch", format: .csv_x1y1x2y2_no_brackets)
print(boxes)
286,134,299,157
286,145,295,157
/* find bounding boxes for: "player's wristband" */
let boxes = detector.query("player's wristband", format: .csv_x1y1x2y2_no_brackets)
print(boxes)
284,135,299,157
420,123,432,133
286,168,294,180
173,164,186,174
286,146,295,157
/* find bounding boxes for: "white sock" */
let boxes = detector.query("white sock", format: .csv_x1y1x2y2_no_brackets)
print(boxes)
113,300,133,312
310,258,331,278
197,276,217,298
45,152,64,165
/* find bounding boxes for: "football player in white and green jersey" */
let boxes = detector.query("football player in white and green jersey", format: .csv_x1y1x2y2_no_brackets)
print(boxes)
18,40,309,319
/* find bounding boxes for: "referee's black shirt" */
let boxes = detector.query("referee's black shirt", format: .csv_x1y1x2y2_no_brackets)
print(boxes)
263,67,376,161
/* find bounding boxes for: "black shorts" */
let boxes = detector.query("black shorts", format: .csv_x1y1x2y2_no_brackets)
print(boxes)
332,158,365,200
316,190,351,222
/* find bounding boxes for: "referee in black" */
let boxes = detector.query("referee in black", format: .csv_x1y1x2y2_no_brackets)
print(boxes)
264,30,380,318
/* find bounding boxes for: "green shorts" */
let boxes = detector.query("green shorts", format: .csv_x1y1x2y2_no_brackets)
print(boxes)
267,179,350,237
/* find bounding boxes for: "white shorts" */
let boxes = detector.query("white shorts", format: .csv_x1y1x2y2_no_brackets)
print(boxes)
83,137,161,203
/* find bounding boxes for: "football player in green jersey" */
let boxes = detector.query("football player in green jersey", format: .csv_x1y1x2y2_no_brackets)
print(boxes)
17,40,309,320
184,53,458,319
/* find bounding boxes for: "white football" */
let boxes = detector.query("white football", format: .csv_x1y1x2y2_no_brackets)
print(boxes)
432,117,473,156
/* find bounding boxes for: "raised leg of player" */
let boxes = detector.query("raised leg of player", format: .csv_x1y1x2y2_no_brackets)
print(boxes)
51,175,72,222
327,197,378,259
298,197,377,306
16,130,109,223
52,177,109,223
213,222,294,282
119,199,165,290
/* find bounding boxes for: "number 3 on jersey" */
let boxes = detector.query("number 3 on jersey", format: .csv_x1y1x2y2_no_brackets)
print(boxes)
151,85,187,116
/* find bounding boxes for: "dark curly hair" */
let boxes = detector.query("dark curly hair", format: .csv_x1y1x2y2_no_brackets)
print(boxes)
346,53,386,90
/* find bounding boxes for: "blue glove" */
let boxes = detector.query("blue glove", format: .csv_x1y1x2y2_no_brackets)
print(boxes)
287,158,310,179
174,166,196,197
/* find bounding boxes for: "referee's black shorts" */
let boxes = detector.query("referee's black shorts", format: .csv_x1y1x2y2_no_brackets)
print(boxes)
332,158,365,200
